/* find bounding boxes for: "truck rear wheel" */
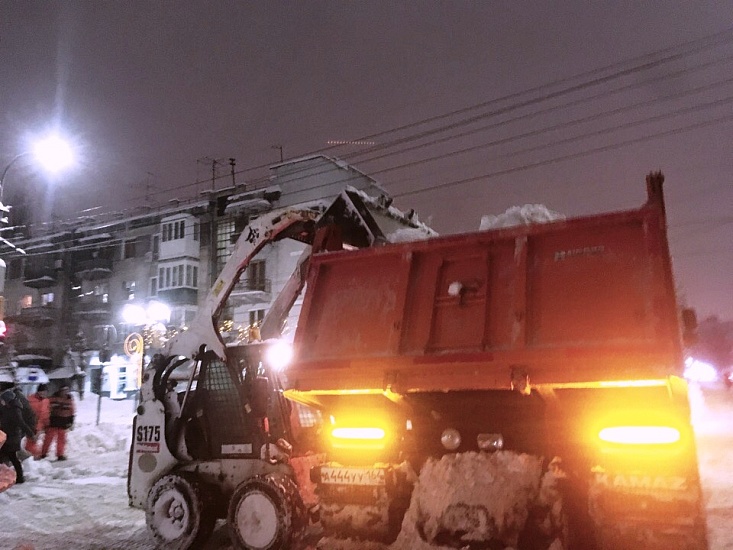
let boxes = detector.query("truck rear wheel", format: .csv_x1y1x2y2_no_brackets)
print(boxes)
145,473,216,550
228,473,305,550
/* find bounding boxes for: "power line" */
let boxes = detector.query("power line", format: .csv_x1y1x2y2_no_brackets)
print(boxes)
392,112,733,199
128,26,733,204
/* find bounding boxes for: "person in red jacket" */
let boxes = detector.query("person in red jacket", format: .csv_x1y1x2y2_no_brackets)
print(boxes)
24,384,50,459
40,385,75,461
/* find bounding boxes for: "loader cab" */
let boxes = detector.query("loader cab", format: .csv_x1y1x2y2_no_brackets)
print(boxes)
160,341,294,462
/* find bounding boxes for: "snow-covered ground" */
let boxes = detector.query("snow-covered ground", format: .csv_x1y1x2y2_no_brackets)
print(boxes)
0,386,731,550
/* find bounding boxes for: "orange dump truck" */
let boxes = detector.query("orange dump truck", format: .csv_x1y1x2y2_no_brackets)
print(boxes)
285,173,708,549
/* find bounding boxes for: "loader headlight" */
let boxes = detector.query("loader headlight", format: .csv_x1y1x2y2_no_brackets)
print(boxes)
441,428,461,450
598,426,681,445
265,340,293,371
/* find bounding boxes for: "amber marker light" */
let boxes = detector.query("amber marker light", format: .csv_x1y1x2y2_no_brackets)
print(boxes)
328,424,388,450
598,426,681,445
331,427,386,440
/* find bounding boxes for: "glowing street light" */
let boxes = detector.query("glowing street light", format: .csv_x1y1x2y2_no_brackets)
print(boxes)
32,135,74,174
0,133,76,205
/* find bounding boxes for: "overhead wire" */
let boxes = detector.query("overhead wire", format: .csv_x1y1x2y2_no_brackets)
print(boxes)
128,26,733,203
9,29,733,254
13,96,733,258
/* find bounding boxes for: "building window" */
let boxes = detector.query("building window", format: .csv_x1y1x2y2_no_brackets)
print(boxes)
193,223,199,242
123,239,137,259
124,281,136,300
19,295,32,310
8,259,22,280
157,262,199,290
152,235,159,260
41,292,54,306
94,283,109,303
150,277,158,296
249,309,265,326
248,260,266,291
216,218,235,273
161,220,189,243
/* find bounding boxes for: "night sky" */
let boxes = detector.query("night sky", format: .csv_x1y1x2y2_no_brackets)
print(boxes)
2,1,732,321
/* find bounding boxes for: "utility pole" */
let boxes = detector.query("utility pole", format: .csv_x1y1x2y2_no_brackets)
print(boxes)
145,172,155,204
229,158,236,187
197,157,225,192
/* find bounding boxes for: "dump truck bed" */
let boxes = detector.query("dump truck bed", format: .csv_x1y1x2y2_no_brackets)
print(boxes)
289,184,682,393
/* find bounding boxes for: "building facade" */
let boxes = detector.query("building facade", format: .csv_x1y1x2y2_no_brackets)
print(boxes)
1,156,429,375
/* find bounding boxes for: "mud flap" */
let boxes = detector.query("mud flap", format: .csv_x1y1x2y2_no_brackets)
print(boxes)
588,471,709,550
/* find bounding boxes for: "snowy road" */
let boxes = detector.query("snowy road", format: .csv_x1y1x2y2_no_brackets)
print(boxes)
0,387,731,550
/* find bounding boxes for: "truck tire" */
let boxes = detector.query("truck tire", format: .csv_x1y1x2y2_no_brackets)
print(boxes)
145,473,216,550
228,473,305,550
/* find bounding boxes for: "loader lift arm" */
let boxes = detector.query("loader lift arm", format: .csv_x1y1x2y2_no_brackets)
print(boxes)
164,207,321,362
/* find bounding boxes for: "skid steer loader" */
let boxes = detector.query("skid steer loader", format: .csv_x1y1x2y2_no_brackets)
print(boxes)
127,188,431,549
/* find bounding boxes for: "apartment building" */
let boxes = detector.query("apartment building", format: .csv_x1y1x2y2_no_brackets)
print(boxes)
1,155,425,373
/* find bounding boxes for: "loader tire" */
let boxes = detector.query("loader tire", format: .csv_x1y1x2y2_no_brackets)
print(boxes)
228,473,305,550
145,472,216,550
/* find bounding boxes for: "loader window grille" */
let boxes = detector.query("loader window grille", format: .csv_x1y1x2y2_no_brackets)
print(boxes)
200,358,252,457
295,402,321,428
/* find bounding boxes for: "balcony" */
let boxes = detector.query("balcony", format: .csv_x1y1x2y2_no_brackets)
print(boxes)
72,297,112,320
228,278,272,306
7,305,60,328
74,258,113,281
157,287,199,306
23,268,58,289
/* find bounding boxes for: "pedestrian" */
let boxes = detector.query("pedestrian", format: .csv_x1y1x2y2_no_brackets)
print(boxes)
25,383,50,459
0,388,36,484
41,384,75,461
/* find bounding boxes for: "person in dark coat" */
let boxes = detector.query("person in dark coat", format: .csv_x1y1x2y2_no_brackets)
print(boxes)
40,384,75,461
0,388,36,484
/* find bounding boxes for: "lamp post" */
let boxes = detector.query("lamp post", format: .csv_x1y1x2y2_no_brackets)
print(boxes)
122,300,171,407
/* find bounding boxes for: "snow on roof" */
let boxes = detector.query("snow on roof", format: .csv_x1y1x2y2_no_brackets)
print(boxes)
14,354,52,361
77,232,113,243
479,204,565,230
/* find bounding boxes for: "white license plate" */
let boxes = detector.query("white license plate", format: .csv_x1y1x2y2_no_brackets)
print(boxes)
320,466,386,486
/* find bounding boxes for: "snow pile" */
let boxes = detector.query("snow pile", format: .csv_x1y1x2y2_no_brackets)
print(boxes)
688,384,733,550
479,205,565,230
392,451,544,549
0,395,150,550
386,227,434,243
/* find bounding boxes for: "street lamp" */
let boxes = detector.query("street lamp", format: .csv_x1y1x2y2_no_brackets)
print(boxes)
0,133,75,205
